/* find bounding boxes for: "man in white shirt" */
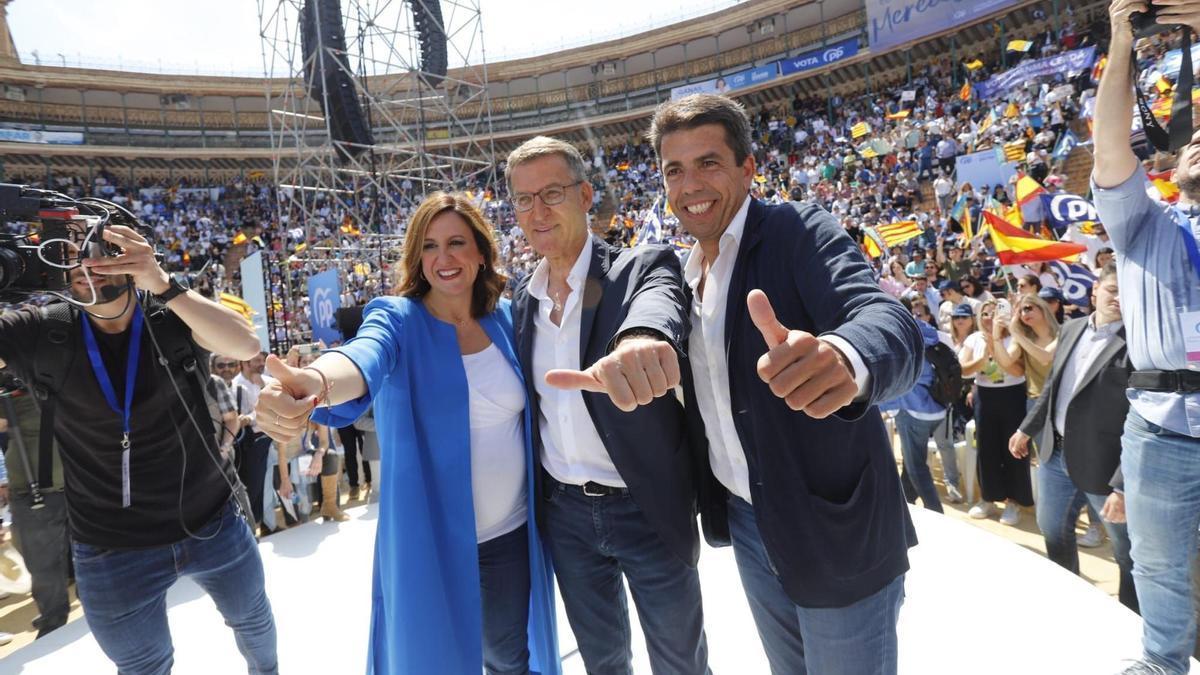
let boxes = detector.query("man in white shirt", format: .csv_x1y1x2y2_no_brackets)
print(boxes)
507,136,711,674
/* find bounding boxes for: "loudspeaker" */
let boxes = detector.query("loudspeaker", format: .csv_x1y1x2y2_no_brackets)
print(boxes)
301,0,375,163
408,0,447,89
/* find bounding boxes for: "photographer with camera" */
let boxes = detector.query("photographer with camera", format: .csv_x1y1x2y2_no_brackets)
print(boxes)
0,223,276,674
1093,2,1200,673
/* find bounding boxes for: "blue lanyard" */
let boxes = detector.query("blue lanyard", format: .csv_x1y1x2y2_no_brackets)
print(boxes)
1174,208,1200,285
80,303,143,507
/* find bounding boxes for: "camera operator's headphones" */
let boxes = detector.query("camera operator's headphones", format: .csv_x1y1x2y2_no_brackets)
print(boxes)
1131,14,1193,153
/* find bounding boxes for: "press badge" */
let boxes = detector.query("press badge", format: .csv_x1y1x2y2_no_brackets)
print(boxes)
1182,311,1200,370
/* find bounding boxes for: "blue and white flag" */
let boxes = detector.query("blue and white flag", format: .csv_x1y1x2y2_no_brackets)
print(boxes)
1052,130,1080,161
1041,193,1101,234
1049,260,1096,306
635,199,664,246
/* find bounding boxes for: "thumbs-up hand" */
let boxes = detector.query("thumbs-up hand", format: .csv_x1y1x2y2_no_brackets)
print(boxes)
255,354,323,443
747,289,858,419
545,336,681,413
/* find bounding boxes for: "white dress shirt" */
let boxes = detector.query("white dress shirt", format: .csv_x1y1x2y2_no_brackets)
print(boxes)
529,236,625,487
684,195,870,503
233,372,267,433
1053,316,1124,437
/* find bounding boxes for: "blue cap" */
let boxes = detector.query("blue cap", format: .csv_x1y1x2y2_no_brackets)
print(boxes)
937,279,957,292
951,303,975,318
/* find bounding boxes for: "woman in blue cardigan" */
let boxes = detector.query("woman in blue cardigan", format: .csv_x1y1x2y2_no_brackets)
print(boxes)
254,192,560,675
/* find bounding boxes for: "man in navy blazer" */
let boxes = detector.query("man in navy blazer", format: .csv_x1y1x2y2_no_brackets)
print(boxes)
507,136,711,674
648,94,923,673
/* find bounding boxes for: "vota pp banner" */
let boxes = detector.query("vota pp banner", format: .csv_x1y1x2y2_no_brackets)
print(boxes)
778,37,859,77
866,0,1019,52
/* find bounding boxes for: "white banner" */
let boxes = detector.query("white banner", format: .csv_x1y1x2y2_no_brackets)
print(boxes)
239,251,271,351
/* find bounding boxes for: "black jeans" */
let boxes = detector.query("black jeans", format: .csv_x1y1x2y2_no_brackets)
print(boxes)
9,490,71,637
336,426,371,488
236,432,272,526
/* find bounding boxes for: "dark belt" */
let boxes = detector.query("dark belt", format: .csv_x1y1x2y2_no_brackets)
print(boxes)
549,476,629,498
1128,370,1200,393
1053,430,1064,449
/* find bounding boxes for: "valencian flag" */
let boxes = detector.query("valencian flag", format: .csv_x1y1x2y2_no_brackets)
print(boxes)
960,83,972,102
875,220,924,247
965,59,984,71
1006,40,1033,53
863,235,883,259
851,122,871,139
983,211,1086,264
1015,173,1046,207
233,232,249,245
219,293,255,324
978,109,996,135
1001,140,1027,163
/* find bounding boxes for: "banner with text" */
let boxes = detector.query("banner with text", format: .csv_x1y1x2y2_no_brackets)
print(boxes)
307,269,343,346
975,46,1097,99
238,252,270,351
867,0,1018,52
777,37,859,77
0,128,84,144
955,149,1018,192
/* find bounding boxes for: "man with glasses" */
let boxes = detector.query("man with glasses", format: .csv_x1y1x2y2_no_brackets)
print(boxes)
211,355,247,459
507,135,711,674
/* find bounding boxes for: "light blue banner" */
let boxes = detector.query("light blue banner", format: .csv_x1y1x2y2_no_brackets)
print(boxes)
777,37,859,77
307,269,343,346
866,0,1018,52
725,64,777,90
238,251,270,351
975,46,1097,99
955,149,1017,193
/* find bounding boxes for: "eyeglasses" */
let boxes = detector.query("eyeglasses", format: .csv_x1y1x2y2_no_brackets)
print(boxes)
511,181,583,212
214,361,238,369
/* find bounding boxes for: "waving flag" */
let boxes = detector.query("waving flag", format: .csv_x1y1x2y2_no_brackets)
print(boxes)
1052,129,1080,160
1148,169,1181,203
983,211,1087,264
1002,140,1027,163
875,221,923,247
220,292,256,323
1015,173,1046,207
950,194,974,240
978,109,997,135
1007,40,1033,53
960,83,972,102
885,109,911,120
965,59,984,71
1049,260,1097,306
1041,193,1101,233
851,122,871,139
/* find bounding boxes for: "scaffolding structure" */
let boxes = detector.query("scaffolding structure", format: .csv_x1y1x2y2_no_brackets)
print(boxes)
256,0,496,347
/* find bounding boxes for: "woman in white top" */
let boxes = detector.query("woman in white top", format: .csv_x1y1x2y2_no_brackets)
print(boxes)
959,299,1033,526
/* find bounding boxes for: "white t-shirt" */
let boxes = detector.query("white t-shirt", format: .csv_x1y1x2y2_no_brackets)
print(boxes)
962,332,1026,388
462,344,528,543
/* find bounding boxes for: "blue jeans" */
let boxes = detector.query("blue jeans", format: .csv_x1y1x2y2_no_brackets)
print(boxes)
896,410,944,513
72,500,278,675
726,495,904,675
1122,410,1200,674
543,480,710,675
479,524,532,675
932,416,960,488
1034,447,1138,612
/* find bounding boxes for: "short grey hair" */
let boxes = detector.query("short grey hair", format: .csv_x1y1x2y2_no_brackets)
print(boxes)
505,136,588,192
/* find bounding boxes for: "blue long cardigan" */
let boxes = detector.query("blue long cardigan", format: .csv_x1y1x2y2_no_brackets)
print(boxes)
312,296,560,675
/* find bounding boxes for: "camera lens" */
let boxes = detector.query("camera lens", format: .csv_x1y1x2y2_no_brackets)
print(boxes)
0,246,22,291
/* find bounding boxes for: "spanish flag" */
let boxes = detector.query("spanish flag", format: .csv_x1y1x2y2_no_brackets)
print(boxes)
219,292,256,323
1149,169,1181,203
965,59,984,71
1015,173,1046,207
983,211,1086,264
1006,40,1033,53
885,109,911,120
960,83,972,102
851,122,871,139
875,220,923,247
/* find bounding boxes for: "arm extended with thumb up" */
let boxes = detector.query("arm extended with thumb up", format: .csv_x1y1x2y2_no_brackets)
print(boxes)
254,352,366,443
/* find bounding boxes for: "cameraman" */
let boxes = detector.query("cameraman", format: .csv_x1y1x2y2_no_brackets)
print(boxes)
0,225,275,674
1092,2,1200,673
0,376,69,638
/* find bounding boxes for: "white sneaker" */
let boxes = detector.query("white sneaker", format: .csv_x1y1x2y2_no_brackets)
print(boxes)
945,484,964,504
1078,523,1105,548
1000,502,1021,526
968,501,996,519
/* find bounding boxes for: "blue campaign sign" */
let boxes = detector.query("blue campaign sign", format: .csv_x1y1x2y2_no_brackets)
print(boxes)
307,269,343,346
777,37,859,77
866,0,1018,52
725,64,778,90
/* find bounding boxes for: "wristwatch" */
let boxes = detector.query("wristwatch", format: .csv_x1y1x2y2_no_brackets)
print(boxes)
153,276,189,305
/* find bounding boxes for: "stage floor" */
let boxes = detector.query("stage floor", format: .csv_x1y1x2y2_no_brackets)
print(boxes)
3,504,1193,674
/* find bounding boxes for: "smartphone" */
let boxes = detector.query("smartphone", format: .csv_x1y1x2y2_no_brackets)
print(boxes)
995,299,1012,319
298,343,318,357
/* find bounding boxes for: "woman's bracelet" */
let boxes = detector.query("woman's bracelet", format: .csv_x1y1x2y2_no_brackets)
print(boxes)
303,366,332,407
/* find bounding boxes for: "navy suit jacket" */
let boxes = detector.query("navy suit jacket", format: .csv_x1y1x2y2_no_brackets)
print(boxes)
684,198,924,608
513,236,700,567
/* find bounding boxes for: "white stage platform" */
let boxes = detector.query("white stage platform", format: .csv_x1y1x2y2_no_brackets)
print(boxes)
3,505,1194,674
